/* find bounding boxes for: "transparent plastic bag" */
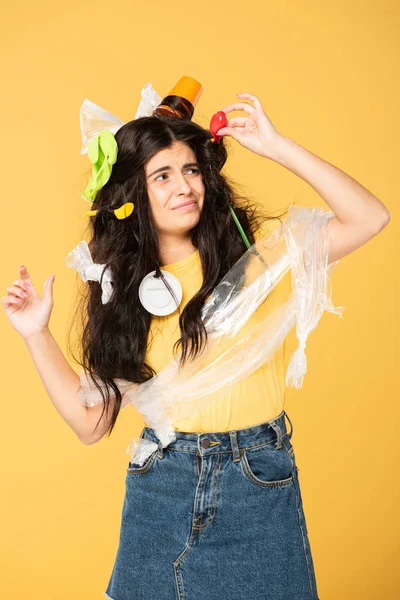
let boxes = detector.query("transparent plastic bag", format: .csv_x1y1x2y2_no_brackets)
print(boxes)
73,205,344,464
78,369,134,409
65,240,113,305
80,83,162,155
80,99,125,156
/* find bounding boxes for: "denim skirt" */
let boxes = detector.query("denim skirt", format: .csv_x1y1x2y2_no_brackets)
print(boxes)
103,410,320,600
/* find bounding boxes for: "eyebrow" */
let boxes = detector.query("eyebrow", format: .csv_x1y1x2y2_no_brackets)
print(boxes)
147,162,199,179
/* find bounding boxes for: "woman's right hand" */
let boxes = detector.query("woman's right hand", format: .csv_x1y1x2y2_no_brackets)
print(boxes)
1,265,55,340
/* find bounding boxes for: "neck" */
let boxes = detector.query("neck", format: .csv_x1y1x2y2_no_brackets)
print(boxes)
159,233,197,267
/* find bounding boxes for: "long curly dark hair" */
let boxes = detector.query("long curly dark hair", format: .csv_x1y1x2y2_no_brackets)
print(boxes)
67,114,288,438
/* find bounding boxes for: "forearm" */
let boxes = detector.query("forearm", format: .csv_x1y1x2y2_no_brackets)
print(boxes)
271,136,390,228
24,327,91,443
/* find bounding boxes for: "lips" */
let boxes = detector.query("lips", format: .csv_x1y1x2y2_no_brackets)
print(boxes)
173,201,197,210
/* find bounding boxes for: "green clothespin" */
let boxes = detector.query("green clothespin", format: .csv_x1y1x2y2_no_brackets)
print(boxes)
82,130,118,202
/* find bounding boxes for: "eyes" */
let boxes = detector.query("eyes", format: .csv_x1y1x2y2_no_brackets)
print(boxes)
154,168,200,182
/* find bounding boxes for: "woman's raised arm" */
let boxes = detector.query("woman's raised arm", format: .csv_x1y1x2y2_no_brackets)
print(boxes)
1,265,112,444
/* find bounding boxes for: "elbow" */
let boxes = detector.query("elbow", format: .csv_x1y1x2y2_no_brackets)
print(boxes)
383,209,391,226
78,432,100,445
378,206,391,227
81,438,96,446
369,208,391,235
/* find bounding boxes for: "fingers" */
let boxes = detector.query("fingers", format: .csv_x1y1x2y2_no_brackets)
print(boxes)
1,267,33,310
5,284,29,300
217,126,245,142
223,117,247,128
8,273,32,296
44,274,55,305
1,292,24,308
12,278,32,291
221,93,262,116
237,92,262,106
221,102,255,115
19,265,33,285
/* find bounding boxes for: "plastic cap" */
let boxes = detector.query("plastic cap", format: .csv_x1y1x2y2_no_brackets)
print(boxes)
166,76,203,107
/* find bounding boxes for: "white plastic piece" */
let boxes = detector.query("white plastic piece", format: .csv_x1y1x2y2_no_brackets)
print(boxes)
80,83,162,155
65,240,113,305
73,205,345,465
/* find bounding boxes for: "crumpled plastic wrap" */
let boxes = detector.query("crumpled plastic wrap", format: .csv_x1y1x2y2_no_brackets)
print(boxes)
73,205,344,465
65,240,113,305
80,83,162,155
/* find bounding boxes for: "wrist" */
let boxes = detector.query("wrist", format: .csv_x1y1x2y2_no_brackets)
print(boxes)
24,326,51,345
267,135,296,166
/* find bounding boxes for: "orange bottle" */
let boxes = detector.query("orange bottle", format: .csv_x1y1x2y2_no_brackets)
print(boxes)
153,75,203,120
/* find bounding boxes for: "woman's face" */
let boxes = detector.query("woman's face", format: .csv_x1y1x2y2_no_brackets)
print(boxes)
145,140,204,236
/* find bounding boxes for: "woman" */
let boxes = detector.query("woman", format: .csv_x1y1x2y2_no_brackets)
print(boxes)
2,89,390,600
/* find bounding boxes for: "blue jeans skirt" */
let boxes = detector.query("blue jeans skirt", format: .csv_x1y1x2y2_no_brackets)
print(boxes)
104,410,320,600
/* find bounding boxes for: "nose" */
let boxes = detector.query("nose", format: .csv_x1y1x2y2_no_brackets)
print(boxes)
175,172,192,194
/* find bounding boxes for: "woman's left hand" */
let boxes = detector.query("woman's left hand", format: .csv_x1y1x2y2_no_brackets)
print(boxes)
217,93,284,160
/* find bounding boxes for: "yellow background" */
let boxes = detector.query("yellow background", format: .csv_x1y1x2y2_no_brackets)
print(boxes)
0,1,398,598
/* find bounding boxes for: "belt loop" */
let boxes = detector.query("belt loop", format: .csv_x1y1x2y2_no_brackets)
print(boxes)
267,419,283,449
157,440,164,459
283,411,293,439
230,431,241,463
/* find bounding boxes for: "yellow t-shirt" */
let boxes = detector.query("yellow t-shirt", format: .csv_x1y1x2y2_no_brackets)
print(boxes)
145,222,292,433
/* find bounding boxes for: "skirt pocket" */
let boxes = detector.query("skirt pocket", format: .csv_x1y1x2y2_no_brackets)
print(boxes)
126,449,158,475
240,441,294,488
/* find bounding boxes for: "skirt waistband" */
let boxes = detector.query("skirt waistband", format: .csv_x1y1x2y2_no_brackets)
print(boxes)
140,410,293,457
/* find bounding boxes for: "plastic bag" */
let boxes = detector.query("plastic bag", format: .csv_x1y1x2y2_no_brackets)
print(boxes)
80,83,162,155
72,205,344,464
65,240,113,305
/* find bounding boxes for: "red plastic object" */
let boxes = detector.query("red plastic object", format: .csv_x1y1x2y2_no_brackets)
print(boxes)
209,111,228,142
